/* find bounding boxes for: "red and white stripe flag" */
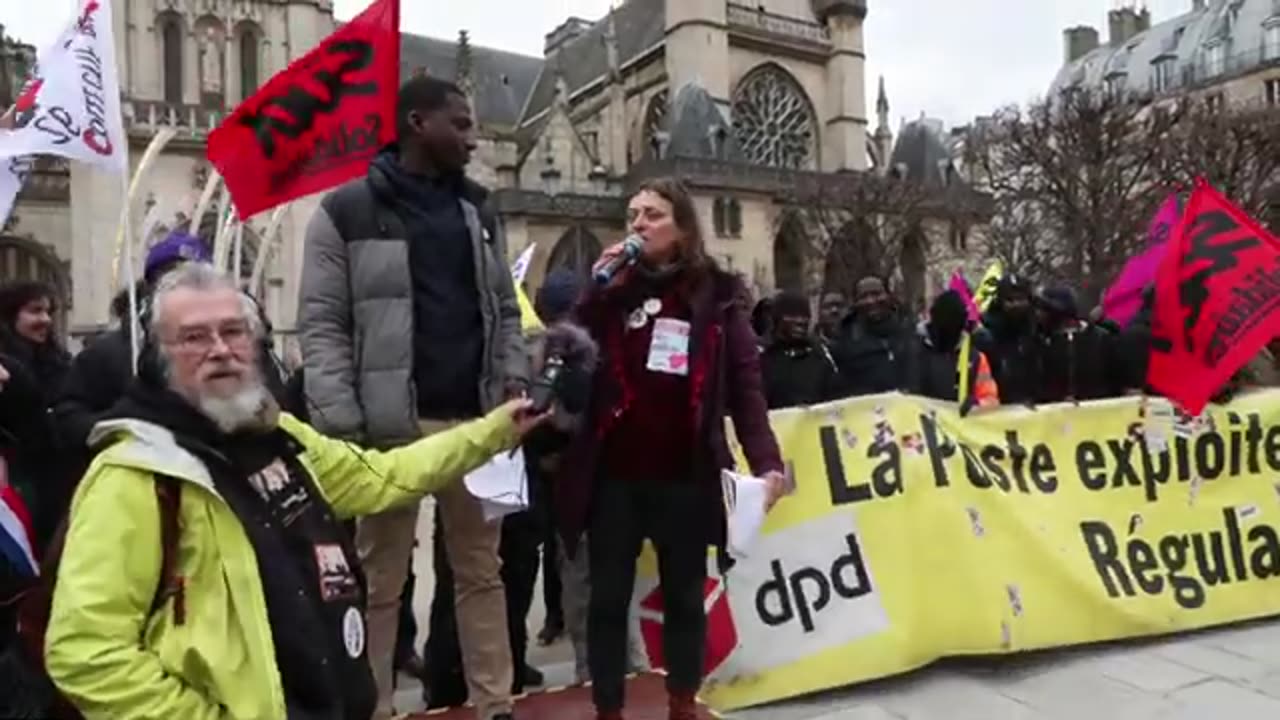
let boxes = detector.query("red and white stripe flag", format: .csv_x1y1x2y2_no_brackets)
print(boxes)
0,478,39,578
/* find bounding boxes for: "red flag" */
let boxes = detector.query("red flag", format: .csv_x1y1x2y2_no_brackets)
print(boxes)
1147,179,1280,414
207,0,399,219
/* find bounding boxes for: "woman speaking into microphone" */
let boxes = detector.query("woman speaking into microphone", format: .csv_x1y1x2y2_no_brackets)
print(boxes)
554,177,786,720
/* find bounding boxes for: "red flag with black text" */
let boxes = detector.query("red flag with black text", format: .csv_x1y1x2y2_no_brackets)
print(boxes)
1147,179,1280,414
206,0,399,219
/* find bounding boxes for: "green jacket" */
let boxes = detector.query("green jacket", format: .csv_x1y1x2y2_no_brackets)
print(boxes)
44,409,517,720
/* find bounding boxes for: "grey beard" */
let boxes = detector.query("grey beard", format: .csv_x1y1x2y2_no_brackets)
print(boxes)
196,380,279,434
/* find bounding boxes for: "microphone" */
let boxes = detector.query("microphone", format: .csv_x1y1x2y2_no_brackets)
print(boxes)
594,235,643,286
528,322,599,414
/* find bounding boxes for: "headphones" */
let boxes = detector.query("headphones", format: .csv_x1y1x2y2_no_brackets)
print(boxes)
135,293,165,387
132,288,272,388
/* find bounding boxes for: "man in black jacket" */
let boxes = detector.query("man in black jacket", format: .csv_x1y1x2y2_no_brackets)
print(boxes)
1035,286,1119,402
760,291,843,409
974,275,1041,405
830,276,913,396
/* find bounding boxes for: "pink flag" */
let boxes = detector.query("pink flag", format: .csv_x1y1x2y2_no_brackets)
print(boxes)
948,271,980,325
1102,192,1182,326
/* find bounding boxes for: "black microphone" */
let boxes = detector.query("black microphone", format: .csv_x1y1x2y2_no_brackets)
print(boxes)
593,235,643,286
528,322,599,414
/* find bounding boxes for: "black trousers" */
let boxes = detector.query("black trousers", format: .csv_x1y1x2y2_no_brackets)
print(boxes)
422,505,542,708
588,477,708,712
541,498,564,629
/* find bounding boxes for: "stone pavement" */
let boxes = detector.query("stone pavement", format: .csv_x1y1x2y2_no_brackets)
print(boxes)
393,500,1280,719
725,619,1280,720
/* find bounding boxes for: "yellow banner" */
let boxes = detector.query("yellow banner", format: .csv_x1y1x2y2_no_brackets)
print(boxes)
633,390,1280,711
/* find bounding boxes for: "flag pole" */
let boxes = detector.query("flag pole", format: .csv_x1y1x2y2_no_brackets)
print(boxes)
249,204,288,297
189,168,223,238
232,221,244,284
121,172,140,375
213,209,237,271
111,127,177,291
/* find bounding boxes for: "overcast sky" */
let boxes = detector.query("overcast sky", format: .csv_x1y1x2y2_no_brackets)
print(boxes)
6,0,1198,127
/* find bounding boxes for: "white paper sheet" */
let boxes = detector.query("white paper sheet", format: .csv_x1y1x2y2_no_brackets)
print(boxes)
721,469,769,559
464,448,529,522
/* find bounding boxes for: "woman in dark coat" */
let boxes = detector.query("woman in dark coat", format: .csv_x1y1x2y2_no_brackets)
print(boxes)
0,281,71,550
555,177,786,720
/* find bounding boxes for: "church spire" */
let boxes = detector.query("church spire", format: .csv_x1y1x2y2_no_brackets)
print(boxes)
603,3,621,84
876,75,889,129
455,29,474,97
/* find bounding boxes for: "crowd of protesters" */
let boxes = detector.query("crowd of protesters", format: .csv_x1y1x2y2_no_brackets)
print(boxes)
752,273,1280,414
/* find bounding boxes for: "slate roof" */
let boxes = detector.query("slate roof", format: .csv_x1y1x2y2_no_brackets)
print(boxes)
518,0,666,126
400,34,544,130
889,118,960,191
1049,0,1280,97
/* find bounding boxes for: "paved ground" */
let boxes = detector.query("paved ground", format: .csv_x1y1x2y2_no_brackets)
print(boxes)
393,500,1280,719
726,619,1280,719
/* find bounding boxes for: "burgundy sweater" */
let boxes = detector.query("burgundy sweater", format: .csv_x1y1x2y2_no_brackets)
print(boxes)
600,286,697,482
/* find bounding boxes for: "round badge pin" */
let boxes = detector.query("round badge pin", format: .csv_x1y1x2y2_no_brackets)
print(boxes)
343,606,366,659
643,297,663,316
628,308,649,329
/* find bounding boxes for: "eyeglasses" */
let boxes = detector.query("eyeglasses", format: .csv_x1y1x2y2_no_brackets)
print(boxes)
164,321,254,355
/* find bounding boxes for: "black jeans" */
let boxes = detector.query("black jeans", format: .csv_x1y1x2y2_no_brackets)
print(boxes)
588,477,708,712
395,560,417,667
541,500,564,628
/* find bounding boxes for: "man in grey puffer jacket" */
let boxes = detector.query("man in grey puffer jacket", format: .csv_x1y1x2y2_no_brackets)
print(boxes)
299,75,530,720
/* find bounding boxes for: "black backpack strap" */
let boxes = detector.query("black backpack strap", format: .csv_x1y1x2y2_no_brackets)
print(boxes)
148,475,185,626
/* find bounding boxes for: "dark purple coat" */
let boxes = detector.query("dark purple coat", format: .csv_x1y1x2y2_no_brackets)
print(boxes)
553,266,784,554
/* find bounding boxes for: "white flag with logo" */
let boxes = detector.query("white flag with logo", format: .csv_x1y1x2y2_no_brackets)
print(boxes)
0,0,127,173
511,242,536,284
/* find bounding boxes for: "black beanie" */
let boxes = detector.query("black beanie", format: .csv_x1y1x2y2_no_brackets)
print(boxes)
535,268,583,324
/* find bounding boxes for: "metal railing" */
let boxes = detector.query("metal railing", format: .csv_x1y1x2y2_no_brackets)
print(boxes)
1173,46,1280,91
124,99,225,136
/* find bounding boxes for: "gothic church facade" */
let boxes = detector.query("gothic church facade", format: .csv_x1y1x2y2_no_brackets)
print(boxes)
3,0,985,345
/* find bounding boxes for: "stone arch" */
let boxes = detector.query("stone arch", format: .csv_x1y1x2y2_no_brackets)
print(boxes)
0,234,72,328
773,211,808,293
547,225,602,286
235,20,264,101
156,11,185,104
823,218,877,297
639,89,668,160
732,63,819,170
900,226,928,315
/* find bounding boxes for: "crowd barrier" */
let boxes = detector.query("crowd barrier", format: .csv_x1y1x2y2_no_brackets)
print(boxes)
631,390,1280,711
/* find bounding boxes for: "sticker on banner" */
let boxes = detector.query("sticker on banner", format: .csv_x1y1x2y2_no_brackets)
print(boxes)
966,507,986,538
342,606,365,658
1006,584,1024,617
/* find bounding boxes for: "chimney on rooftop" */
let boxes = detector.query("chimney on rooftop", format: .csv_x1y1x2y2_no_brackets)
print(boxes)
1108,6,1151,47
1063,25,1100,63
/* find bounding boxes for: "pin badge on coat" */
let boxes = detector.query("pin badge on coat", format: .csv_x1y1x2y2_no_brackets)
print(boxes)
627,297,665,330
314,543,360,602
342,606,365,659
